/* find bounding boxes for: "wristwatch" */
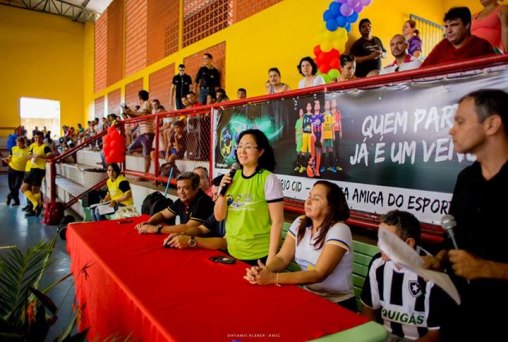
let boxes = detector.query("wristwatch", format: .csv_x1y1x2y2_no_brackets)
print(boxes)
156,224,164,234
188,236,197,248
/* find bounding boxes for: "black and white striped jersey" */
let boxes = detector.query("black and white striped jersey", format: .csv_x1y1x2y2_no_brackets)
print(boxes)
360,248,454,340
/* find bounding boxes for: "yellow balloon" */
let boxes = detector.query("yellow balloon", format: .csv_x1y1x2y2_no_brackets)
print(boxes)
321,41,332,52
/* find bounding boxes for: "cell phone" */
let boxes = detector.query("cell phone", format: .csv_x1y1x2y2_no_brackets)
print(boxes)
209,256,236,264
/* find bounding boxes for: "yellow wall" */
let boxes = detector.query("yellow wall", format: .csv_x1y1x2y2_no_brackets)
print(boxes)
86,0,455,111
0,6,84,133
4,1,482,123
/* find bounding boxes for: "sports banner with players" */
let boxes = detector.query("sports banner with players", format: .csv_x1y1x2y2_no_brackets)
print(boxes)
213,70,508,224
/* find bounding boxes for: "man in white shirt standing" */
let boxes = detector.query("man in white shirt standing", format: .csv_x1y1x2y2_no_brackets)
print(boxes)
380,34,421,75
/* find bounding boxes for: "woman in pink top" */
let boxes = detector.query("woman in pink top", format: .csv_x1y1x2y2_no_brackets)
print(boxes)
472,0,508,53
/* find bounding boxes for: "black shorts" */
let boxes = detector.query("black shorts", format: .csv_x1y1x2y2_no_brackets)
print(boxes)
23,168,46,186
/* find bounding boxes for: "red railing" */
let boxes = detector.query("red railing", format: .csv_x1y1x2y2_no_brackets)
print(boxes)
47,54,508,242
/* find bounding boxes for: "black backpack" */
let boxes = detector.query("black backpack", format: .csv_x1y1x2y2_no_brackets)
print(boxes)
141,192,173,216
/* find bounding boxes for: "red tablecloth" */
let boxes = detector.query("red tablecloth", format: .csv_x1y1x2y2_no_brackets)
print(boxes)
67,216,368,341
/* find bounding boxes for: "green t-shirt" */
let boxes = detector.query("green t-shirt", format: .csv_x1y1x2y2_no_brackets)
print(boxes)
225,168,283,260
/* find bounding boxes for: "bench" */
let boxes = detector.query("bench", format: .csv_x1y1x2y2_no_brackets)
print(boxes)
281,220,379,309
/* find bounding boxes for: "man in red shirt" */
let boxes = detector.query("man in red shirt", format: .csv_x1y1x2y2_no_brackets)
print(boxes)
422,7,494,67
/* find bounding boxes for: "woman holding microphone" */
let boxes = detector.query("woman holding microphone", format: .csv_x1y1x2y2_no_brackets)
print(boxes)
215,129,284,265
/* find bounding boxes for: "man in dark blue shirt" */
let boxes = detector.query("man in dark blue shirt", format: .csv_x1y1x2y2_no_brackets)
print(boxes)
171,64,192,110
194,53,221,104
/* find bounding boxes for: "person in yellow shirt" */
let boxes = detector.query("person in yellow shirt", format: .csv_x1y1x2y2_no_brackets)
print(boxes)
91,163,133,221
3,137,30,206
20,131,53,217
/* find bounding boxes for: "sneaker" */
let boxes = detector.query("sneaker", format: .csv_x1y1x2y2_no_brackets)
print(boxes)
328,166,337,173
25,209,37,217
6,195,12,206
12,200,20,206
22,204,33,211
293,165,300,172
35,205,42,217
315,170,320,177
336,165,343,171
298,166,306,173
319,166,326,173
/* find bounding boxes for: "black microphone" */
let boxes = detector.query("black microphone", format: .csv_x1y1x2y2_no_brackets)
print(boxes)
441,214,459,249
219,162,241,196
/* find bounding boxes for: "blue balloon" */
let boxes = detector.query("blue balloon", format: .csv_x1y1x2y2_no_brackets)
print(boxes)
323,9,333,21
347,11,359,23
326,19,338,31
336,15,347,27
345,22,352,32
329,2,341,16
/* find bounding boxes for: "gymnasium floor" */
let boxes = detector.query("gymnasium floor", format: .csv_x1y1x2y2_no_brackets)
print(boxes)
0,174,76,341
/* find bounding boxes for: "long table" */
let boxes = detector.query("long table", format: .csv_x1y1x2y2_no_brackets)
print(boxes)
67,216,385,341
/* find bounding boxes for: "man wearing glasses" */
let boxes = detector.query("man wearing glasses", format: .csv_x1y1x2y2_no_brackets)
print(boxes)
380,34,421,75
171,64,192,110
194,53,221,104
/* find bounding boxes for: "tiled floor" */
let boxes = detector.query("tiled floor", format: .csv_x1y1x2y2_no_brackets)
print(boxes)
0,174,76,341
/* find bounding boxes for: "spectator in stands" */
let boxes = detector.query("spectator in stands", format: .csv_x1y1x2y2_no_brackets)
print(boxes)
215,88,230,103
244,181,356,310
421,7,495,68
380,34,422,74
215,129,284,265
181,96,191,109
206,93,216,105
266,67,291,94
335,55,356,82
102,117,110,131
125,90,154,181
237,88,247,99
91,162,134,221
193,166,212,197
297,57,325,88
171,64,193,110
194,53,221,104
403,19,423,58
165,120,186,164
3,136,29,206
163,175,226,248
361,210,455,340
135,172,214,235
152,99,165,113
20,131,53,217
350,18,386,77
423,89,508,341
186,91,201,107
472,0,508,53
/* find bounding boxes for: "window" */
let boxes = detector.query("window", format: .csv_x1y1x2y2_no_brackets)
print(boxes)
20,97,61,139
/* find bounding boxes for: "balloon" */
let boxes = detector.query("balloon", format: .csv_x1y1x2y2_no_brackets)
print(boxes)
345,22,352,32
347,12,359,23
326,19,338,31
347,0,357,6
335,0,347,3
340,3,354,16
329,49,340,59
323,9,333,21
329,2,341,16
321,72,332,83
335,27,348,41
328,69,340,80
320,41,332,52
330,58,340,69
319,63,331,73
336,15,347,27
353,3,363,12
314,44,322,56
361,0,372,5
